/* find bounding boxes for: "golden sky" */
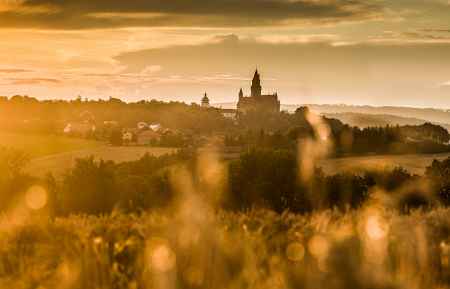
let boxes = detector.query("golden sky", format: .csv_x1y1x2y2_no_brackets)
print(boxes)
0,0,450,107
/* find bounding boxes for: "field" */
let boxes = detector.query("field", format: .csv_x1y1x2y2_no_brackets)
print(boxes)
318,152,450,175
0,207,449,289
26,146,178,177
0,132,102,158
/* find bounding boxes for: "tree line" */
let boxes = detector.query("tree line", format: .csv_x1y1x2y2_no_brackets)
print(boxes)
2,96,449,156
1,148,450,216
226,108,450,155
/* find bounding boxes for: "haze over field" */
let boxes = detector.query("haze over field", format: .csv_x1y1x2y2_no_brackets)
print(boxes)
1,0,450,107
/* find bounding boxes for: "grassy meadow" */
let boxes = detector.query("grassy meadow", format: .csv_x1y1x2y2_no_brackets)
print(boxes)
0,207,449,289
0,130,178,177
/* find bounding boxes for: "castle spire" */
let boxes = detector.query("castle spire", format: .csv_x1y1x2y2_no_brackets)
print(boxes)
251,69,262,97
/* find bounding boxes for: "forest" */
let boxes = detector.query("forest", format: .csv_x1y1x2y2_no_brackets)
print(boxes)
1,147,450,216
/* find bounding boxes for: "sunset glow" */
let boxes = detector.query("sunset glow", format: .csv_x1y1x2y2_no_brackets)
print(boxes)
1,0,449,106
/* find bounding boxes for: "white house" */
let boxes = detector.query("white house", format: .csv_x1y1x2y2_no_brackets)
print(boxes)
149,123,162,132
220,109,237,120
137,122,148,130
63,122,96,136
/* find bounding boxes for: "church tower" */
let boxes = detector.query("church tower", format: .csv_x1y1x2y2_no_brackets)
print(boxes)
251,69,262,97
201,92,210,108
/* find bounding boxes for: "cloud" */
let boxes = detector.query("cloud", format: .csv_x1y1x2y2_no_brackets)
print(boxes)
0,0,382,29
9,77,61,85
114,34,450,74
141,65,162,74
402,31,450,41
421,29,450,33
368,29,450,44
0,68,33,73
112,34,450,106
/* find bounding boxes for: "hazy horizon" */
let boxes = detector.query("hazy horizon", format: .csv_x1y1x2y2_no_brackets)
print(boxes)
4,94,450,112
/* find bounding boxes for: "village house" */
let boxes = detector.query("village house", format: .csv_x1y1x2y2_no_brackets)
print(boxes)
137,130,161,145
137,122,148,130
149,123,162,132
122,130,134,143
64,110,96,137
220,108,237,120
63,122,96,136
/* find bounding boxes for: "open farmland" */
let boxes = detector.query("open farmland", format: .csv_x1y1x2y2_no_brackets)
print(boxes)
0,132,102,158
26,146,178,177
318,152,450,175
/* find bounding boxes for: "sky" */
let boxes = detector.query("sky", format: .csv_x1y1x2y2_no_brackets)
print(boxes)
0,0,449,108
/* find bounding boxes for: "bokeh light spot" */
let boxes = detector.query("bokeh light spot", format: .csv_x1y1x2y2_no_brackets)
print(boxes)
184,266,204,286
308,235,329,260
147,238,176,273
286,242,305,262
366,215,388,240
25,185,47,210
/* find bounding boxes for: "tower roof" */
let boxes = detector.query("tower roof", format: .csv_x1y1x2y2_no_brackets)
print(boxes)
253,69,260,81
252,69,261,86
251,68,262,97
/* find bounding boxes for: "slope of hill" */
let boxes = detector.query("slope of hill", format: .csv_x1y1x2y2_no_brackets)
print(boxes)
298,104,450,124
318,152,450,175
214,102,450,130
322,112,450,131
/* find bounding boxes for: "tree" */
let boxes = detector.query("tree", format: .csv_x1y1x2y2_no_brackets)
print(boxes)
110,129,123,146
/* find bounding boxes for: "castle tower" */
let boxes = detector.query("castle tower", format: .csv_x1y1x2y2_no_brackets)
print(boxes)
201,92,210,108
239,88,244,100
251,69,262,97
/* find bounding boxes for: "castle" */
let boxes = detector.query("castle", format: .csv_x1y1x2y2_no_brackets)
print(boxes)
237,69,280,115
201,69,280,118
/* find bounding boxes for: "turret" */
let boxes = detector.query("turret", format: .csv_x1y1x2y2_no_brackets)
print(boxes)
201,92,210,108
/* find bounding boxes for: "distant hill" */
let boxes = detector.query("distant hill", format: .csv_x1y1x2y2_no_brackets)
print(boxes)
287,104,450,125
321,112,450,131
213,103,450,130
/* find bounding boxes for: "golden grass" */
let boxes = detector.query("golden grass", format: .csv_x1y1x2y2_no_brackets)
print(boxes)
0,208,448,289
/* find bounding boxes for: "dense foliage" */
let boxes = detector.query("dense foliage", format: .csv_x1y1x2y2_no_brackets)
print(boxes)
0,95,233,135
2,147,450,216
